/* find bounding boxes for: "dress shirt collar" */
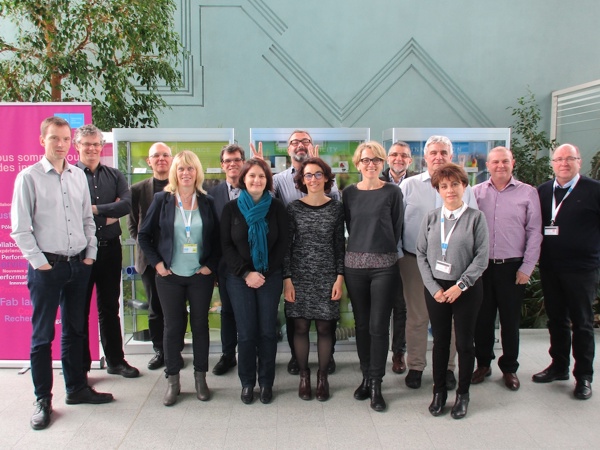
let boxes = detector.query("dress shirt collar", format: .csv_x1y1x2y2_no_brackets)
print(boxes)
486,176,517,192
553,173,580,190
41,156,72,174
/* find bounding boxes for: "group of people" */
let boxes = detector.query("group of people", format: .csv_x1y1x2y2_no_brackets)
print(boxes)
10,119,599,431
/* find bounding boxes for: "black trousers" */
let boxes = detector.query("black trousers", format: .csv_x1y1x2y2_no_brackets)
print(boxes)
217,259,238,357
474,261,525,373
83,241,125,369
391,261,406,354
141,265,164,352
425,278,483,395
540,267,598,381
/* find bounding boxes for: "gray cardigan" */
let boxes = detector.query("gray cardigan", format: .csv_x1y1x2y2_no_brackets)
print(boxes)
416,207,489,296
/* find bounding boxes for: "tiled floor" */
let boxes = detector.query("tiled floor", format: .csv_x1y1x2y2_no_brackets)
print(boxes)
1,329,599,449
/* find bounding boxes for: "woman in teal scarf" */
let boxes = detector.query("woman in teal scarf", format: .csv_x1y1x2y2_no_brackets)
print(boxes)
221,158,288,405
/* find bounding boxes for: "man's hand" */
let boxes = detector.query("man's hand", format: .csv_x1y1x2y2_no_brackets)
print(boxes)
516,270,530,285
249,142,264,160
82,258,94,265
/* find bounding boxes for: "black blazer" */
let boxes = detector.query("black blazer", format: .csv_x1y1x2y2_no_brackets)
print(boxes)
128,177,155,274
208,181,230,221
138,191,221,273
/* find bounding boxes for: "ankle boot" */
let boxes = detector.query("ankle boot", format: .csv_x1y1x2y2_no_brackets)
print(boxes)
194,371,210,401
316,370,330,402
354,377,370,400
451,392,469,419
428,390,447,416
298,369,312,400
163,373,180,406
369,379,386,412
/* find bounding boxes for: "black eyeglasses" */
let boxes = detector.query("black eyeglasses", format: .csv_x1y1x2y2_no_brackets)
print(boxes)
222,158,243,164
289,139,312,147
360,157,383,166
303,172,324,180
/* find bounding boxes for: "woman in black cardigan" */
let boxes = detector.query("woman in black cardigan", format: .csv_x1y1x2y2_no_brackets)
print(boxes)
139,150,220,407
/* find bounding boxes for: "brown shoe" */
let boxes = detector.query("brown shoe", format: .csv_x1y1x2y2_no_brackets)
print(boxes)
316,370,330,401
298,369,312,400
503,372,520,391
392,352,406,374
471,366,491,384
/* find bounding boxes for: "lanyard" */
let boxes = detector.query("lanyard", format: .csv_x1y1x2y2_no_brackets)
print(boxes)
551,175,579,225
440,203,468,261
176,192,196,242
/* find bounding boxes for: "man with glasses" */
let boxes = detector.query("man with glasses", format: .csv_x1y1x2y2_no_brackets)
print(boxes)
399,135,478,390
208,144,246,375
379,142,418,376
534,144,600,400
75,124,139,379
12,117,113,430
129,142,174,370
271,130,340,375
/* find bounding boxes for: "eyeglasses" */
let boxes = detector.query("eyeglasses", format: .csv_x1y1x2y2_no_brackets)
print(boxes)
388,152,411,159
360,157,383,166
289,139,312,147
303,171,324,180
222,158,243,164
551,156,580,163
79,142,103,149
150,153,172,159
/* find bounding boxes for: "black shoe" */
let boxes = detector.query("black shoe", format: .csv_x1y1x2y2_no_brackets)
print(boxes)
287,357,300,375
532,366,569,383
451,393,469,420
354,378,370,400
212,354,237,376
30,398,52,430
428,391,447,417
66,386,114,405
405,370,423,389
147,351,164,370
327,355,336,375
446,370,457,391
241,387,254,404
107,361,140,378
369,379,386,412
574,379,592,400
260,386,273,404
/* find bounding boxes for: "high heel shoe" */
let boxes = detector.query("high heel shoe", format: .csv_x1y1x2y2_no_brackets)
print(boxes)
451,392,470,419
428,391,447,416
163,373,180,406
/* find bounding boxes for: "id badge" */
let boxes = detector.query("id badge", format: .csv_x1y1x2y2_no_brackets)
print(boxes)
544,226,559,236
183,243,198,254
435,260,452,274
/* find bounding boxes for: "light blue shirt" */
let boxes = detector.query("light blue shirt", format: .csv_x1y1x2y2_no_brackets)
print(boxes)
170,208,203,277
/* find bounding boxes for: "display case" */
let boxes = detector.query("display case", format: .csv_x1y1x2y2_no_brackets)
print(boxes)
112,128,234,350
382,128,511,185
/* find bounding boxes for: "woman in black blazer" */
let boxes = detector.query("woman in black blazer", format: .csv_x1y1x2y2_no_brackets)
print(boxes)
139,150,220,407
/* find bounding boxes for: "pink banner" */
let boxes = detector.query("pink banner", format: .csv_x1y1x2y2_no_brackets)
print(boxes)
0,103,100,364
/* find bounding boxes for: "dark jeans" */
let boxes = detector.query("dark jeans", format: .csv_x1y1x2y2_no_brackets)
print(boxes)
227,270,282,388
141,265,164,352
540,267,598,381
345,265,396,382
391,261,406,354
217,259,237,356
156,272,214,374
475,261,525,373
425,278,483,395
83,241,125,369
28,260,91,399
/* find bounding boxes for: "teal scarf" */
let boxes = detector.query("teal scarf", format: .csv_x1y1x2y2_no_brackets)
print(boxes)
237,189,272,273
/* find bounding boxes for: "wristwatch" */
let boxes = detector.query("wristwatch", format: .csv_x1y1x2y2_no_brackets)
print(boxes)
456,281,468,291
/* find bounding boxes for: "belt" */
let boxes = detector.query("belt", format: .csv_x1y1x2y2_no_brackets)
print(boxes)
489,257,523,265
97,238,121,247
43,252,84,262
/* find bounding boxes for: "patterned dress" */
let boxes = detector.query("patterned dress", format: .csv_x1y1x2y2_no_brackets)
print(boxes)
284,199,345,320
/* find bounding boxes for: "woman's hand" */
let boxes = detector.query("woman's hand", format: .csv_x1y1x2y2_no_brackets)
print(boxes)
433,289,446,303
197,266,212,275
443,285,463,304
331,275,344,300
245,271,265,289
156,261,172,277
249,142,264,160
284,278,295,302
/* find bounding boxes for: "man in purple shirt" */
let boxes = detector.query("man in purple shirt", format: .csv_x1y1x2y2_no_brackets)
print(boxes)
471,147,542,390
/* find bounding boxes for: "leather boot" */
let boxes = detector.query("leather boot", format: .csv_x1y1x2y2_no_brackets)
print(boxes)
316,370,330,402
354,377,369,400
194,371,210,401
298,369,312,400
428,390,447,416
163,373,180,407
451,392,470,419
369,379,386,412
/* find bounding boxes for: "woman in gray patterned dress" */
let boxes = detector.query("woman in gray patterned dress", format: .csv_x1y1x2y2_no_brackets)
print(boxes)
283,158,345,402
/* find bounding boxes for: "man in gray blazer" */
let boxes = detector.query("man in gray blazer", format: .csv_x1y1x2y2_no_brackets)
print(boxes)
128,142,173,370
